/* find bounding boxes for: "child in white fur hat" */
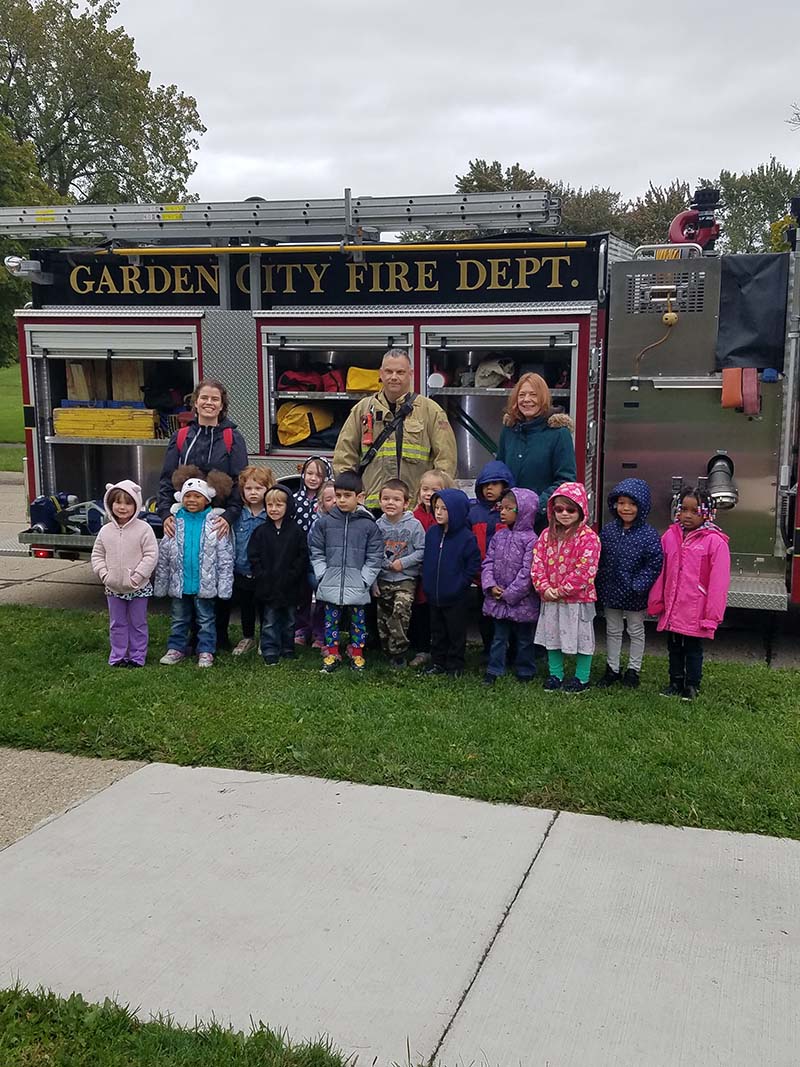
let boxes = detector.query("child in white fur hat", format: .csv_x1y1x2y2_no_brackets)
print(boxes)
153,465,235,667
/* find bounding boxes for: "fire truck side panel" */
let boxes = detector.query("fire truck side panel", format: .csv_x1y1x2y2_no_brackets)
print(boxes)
605,257,792,611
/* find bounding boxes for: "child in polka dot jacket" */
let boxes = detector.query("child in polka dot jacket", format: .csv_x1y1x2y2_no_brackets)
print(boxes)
595,478,664,689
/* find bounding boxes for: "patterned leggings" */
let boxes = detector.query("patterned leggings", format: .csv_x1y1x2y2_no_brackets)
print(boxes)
324,604,367,656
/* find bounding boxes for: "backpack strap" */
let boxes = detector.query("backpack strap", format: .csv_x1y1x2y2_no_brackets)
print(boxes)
176,425,233,454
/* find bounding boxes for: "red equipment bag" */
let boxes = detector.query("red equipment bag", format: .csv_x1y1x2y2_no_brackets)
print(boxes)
321,368,346,393
277,369,323,392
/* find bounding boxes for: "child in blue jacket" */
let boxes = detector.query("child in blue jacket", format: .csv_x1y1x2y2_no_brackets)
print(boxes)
596,477,663,688
421,488,481,677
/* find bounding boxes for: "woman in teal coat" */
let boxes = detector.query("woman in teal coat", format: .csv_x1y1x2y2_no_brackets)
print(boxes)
495,373,576,517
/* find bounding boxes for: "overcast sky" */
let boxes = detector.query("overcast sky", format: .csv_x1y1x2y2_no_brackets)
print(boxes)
115,0,800,207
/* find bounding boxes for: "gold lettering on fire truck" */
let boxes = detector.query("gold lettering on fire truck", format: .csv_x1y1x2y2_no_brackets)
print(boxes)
119,265,144,295
488,258,514,290
70,265,93,294
146,265,172,295
305,262,329,293
416,260,439,291
347,262,366,293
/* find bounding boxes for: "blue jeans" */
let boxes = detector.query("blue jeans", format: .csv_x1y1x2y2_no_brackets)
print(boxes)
169,595,216,654
260,605,295,660
487,619,536,679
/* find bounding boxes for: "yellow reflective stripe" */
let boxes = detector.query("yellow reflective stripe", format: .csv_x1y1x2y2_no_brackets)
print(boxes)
373,443,429,459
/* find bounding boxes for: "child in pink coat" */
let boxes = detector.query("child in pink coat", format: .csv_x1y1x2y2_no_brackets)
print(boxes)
91,479,158,667
647,485,731,701
531,481,601,693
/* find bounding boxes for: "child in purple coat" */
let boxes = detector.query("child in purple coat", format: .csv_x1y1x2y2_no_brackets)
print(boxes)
480,487,540,685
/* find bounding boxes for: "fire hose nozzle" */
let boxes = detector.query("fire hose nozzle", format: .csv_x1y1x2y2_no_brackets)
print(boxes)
707,453,738,510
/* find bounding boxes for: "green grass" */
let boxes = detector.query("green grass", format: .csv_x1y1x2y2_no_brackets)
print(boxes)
0,363,24,442
0,444,25,471
1,605,798,840
0,986,351,1066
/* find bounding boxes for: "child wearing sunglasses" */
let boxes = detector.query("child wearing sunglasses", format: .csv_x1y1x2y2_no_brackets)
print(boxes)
531,481,601,693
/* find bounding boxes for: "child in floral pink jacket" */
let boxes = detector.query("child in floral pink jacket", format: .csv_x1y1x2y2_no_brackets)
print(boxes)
532,481,601,693
647,485,730,701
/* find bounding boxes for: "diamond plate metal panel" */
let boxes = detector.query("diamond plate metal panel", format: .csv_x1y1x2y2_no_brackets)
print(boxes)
26,306,206,318
727,574,788,611
201,309,260,453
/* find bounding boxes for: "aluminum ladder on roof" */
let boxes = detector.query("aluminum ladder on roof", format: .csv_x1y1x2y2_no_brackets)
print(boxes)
0,188,561,244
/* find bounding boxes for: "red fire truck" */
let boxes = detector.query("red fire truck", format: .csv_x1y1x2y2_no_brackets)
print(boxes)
1,189,797,612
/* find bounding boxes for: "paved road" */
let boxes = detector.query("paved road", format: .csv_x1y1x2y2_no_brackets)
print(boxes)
1,761,798,1066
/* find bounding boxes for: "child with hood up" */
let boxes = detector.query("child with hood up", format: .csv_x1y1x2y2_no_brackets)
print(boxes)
596,477,663,689
531,481,601,693
91,479,158,667
481,487,540,685
154,465,235,668
247,484,309,665
421,488,482,678
469,459,516,655
647,485,731,701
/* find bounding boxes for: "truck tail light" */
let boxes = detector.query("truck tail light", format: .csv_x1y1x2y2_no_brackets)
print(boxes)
33,548,53,558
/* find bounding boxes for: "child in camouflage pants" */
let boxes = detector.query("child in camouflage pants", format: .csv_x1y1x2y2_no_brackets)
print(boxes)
373,479,426,668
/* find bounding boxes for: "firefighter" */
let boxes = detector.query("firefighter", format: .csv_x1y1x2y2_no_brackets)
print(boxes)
333,350,457,510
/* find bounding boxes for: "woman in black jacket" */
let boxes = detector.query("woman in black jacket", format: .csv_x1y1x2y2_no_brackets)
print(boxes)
157,379,249,539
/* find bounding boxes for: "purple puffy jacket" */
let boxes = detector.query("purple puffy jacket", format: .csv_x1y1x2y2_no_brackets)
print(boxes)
481,487,541,623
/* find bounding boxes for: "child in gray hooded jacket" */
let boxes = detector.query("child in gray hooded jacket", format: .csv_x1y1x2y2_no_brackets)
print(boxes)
373,478,426,668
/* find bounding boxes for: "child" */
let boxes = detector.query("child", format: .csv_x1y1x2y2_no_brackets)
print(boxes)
421,488,481,677
374,478,425,668
532,481,601,693
91,479,158,667
308,469,384,673
469,460,516,656
293,456,333,645
481,488,540,685
409,468,454,668
154,466,235,668
307,480,337,649
596,478,663,688
247,484,309,665
221,464,274,656
647,486,731,701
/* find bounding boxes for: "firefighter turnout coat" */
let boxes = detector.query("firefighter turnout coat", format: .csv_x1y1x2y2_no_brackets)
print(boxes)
333,390,457,509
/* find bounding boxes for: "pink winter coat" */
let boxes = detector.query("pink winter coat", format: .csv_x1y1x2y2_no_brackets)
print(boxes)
647,521,731,639
91,479,158,596
531,481,601,604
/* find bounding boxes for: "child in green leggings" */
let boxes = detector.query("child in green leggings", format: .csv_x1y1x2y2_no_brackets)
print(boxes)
531,481,601,693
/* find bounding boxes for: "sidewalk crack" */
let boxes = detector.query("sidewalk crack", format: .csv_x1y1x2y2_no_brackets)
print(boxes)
426,808,561,1066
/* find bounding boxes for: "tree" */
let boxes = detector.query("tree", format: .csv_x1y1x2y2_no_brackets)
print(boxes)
0,0,205,202
702,158,800,253
622,180,692,246
0,118,59,365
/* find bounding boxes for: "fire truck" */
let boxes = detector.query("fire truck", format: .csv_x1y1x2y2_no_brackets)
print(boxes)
1,189,797,612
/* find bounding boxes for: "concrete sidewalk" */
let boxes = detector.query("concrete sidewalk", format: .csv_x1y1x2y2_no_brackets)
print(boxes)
1,761,798,1066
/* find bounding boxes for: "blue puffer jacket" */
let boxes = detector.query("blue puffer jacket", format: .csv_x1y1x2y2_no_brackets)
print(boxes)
468,459,515,559
596,478,664,611
309,505,384,606
422,489,482,607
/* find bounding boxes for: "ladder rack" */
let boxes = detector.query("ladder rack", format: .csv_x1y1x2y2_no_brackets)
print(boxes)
0,189,561,244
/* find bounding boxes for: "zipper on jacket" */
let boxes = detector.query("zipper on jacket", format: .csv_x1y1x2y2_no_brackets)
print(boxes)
340,512,349,604
435,530,445,602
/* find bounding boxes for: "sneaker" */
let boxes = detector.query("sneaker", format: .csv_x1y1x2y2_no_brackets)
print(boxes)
197,653,214,668
294,633,308,647
660,682,684,697
126,661,144,669
320,655,341,674
543,675,563,692
263,656,279,666
350,654,367,672
563,677,590,694
681,685,699,701
422,664,446,676
445,669,463,679
595,667,621,688
482,673,497,687
409,652,430,669
389,655,407,670
232,638,255,657
622,668,640,688
159,649,185,666
109,660,127,668
311,639,324,650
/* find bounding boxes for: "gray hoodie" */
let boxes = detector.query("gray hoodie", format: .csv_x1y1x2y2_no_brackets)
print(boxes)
376,511,425,582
